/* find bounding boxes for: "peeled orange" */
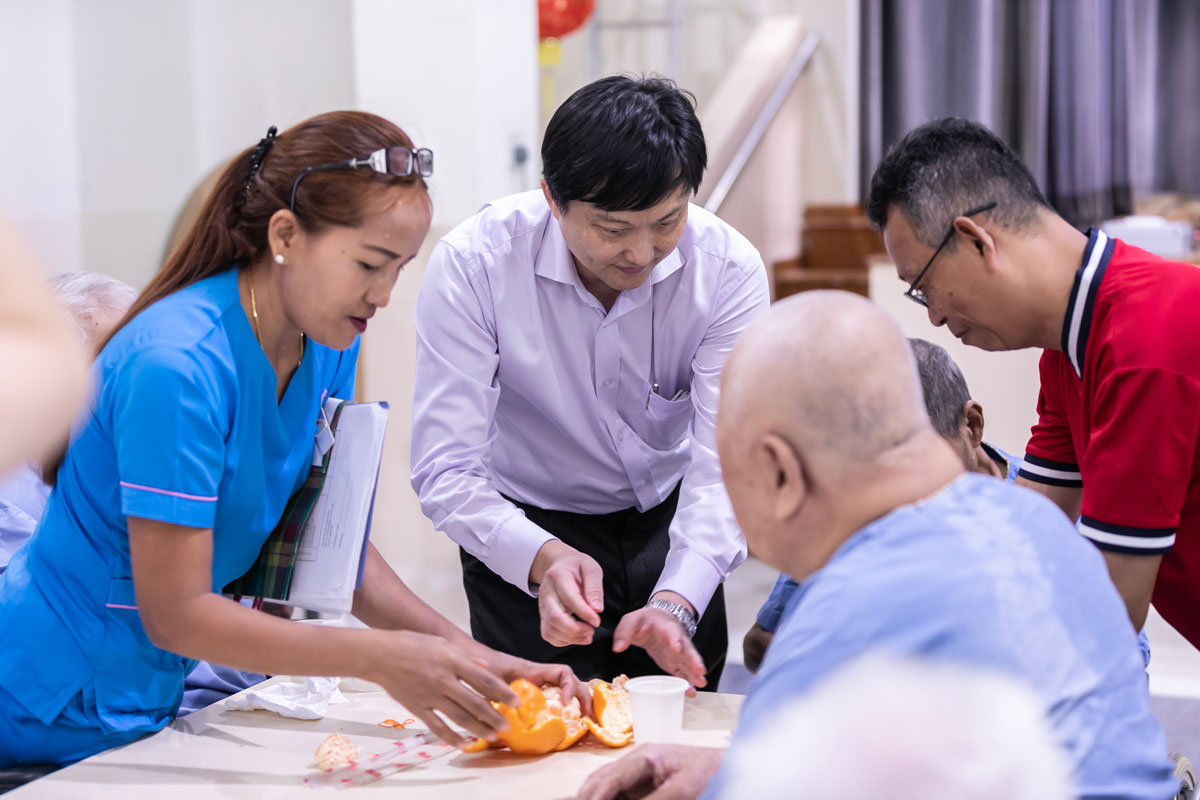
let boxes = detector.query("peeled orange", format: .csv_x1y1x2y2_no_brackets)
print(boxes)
544,686,587,750
459,676,635,754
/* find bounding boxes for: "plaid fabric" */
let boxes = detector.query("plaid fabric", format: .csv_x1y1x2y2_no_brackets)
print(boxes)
223,403,344,602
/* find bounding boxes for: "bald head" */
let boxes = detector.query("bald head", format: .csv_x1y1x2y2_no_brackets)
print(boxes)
722,291,928,464
718,291,965,577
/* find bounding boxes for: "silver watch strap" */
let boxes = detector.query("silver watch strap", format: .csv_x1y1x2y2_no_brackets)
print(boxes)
646,599,698,639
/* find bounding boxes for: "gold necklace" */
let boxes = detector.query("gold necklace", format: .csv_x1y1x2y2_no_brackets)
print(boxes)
247,270,304,370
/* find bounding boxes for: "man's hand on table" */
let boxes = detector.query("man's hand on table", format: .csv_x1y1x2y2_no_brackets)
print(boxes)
613,592,707,692
469,644,593,718
573,744,724,800
363,629,519,749
530,539,605,647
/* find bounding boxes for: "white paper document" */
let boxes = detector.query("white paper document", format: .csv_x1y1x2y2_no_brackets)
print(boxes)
288,401,388,615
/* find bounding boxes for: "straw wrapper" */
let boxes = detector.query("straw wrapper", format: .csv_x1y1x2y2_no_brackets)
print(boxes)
303,732,457,789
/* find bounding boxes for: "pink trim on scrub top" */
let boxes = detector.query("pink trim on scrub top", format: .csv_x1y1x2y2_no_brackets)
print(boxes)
105,603,139,610
118,481,218,502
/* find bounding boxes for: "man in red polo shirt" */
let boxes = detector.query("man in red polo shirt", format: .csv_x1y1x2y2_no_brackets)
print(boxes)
864,117,1200,652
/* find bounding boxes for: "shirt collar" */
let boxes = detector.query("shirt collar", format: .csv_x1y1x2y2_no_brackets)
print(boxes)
979,441,1009,475
1060,227,1114,378
534,213,578,285
533,213,687,297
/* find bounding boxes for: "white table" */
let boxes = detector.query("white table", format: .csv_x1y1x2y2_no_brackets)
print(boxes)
10,678,743,798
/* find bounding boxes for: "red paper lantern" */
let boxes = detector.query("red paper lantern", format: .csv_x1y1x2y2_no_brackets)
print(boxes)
538,0,594,40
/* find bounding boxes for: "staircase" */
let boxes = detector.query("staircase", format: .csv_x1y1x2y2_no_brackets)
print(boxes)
774,204,882,300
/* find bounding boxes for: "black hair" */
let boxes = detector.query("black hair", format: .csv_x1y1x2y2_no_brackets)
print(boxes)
908,337,971,441
866,118,1051,247
541,75,706,212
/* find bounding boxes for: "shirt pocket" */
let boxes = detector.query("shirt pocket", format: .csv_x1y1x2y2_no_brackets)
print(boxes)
93,577,189,734
636,391,693,451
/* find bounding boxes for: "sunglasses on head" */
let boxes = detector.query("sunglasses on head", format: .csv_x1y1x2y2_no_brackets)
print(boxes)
288,146,433,211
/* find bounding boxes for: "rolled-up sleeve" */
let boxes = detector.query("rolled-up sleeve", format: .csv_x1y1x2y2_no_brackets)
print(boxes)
653,260,770,616
410,242,554,594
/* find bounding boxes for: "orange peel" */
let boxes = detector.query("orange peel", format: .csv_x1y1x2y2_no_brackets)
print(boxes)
459,736,493,753
461,676,633,755
498,713,567,755
583,717,633,748
591,676,633,734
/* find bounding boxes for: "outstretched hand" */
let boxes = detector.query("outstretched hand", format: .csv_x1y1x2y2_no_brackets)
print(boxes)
613,606,706,691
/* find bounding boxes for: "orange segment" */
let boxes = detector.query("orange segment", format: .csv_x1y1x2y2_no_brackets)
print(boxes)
583,717,633,748
543,687,587,751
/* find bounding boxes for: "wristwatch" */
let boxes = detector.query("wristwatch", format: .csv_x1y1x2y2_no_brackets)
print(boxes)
646,599,698,639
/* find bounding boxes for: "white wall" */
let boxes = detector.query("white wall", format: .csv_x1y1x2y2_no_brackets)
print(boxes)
0,0,84,275
352,0,539,228
351,0,539,628
0,0,357,287
185,1,357,174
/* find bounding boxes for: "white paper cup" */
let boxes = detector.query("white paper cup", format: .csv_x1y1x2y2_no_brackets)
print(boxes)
626,675,689,744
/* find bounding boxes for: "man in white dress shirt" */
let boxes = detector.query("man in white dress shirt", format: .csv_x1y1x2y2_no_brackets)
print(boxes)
411,76,770,687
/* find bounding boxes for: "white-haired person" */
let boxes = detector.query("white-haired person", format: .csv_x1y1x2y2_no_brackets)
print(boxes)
0,218,89,475
0,272,135,573
720,654,1073,800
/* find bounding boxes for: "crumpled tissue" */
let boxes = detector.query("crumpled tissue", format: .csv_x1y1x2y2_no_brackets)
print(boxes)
226,676,348,720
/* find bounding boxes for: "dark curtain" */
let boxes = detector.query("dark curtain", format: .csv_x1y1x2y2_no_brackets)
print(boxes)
860,0,1200,228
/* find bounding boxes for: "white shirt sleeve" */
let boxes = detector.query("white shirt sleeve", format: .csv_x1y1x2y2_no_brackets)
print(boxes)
410,242,555,595
653,259,771,616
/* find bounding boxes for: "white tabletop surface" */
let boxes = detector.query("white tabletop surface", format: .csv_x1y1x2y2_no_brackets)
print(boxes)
10,677,743,799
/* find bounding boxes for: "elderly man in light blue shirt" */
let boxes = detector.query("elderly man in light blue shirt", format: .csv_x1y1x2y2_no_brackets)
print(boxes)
742,337,1025,672
575,291,1178,800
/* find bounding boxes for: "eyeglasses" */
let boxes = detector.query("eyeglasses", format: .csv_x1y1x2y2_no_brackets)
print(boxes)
903,202,997,307
288,146,433,211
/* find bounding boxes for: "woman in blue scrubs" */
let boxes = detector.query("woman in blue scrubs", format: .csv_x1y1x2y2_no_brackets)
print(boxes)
0,111,582,766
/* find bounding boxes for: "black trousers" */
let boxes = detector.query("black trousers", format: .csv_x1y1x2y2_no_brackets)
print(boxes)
460,484,727,689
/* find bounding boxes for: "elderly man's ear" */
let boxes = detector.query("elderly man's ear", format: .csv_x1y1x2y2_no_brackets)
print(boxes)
762,433,806,520
962,400,985,449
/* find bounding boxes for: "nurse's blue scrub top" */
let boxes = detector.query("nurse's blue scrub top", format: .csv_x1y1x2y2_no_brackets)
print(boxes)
0,268,358,738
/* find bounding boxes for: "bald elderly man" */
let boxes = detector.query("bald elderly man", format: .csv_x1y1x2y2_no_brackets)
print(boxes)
742,336,1021,672
574,292,1177,800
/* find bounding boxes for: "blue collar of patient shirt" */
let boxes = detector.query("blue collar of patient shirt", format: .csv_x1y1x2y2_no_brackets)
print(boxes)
825,473,977,569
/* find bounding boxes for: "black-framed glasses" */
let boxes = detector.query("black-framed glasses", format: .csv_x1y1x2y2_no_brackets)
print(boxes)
903,201,997,307
288,146,433,211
